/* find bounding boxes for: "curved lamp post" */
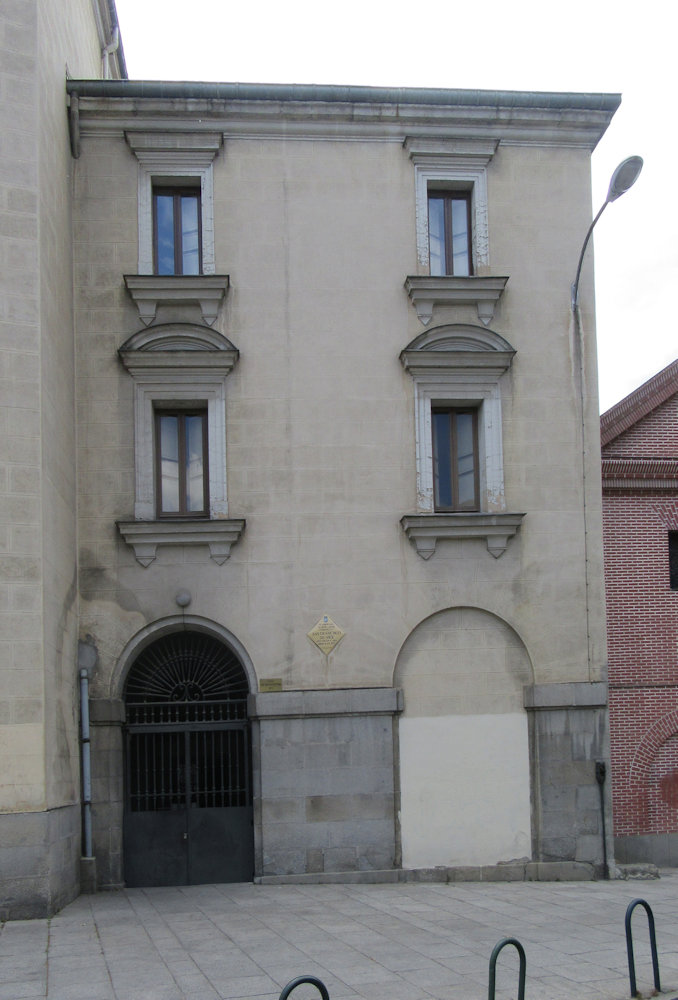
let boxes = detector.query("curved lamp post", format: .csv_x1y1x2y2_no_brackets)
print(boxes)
571,155,643,311
570,153,642,879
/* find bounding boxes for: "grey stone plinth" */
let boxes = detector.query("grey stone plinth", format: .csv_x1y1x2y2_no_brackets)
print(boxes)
255,860,597,885
80,856,97,893
524,681,611,872
0,805,80,919
253,687,402,878
615,833,678,868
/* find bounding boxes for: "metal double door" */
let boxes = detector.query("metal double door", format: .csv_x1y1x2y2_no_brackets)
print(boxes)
123,723,253,887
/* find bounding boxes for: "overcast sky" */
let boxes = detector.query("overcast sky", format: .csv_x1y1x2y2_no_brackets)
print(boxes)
113,0,675,412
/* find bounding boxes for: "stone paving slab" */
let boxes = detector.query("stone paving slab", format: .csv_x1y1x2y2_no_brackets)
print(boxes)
2,873,678,1000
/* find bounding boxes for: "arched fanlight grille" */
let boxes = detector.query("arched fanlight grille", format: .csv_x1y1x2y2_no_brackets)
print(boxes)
124,632,249,724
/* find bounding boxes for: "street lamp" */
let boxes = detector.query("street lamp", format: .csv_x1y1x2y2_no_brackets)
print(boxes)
571,155,643,311
570,153,642,879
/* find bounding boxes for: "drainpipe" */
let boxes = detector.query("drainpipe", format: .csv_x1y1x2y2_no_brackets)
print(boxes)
80,667,93,859
101,27,119,80
68,92,80,159
595,760,609,879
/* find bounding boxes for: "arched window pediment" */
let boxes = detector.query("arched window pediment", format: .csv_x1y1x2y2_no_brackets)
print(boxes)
120,323,237,354
119,323,239,379
400,323,515,377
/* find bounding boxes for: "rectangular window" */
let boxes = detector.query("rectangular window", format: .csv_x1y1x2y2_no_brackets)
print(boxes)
432,408,479,511
153,187,202,275
428,191,472,276
155,409,208,517
669,533,678,590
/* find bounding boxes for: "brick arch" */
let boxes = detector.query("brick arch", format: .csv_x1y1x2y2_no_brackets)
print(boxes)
650,500,678,529
629,709,678,785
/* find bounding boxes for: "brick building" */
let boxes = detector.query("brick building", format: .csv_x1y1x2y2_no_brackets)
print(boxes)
602,360,678,866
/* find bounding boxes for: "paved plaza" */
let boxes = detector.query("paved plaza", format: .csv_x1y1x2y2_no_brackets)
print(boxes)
2,873,678,1000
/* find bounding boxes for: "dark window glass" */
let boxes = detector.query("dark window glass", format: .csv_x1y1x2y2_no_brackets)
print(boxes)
153,188,201,275
155,409,208,517
432,407,479,511
669,533,678,590
427,191,472,276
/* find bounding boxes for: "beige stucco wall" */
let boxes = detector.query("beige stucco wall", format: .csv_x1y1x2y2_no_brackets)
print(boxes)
73,130,607,704
0,0,105,814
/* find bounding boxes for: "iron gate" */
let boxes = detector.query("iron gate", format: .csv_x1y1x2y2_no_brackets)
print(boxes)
122,632,253,887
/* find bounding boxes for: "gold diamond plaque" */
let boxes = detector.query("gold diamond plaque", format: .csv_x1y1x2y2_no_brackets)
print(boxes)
307,615,345,655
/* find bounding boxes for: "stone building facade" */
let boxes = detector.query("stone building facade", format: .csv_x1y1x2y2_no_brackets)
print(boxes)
602,361,678,866
1,2,620,918
0,0,125,919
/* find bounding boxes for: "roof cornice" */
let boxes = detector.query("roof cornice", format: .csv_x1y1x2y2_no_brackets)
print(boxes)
601,458,678,491
65,80,620,148
601,359,678,447
65,80,620,110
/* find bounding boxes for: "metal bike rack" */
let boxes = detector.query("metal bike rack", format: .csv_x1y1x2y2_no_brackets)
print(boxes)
279,976,330,1000
625,898,661,998
488,937,526,1000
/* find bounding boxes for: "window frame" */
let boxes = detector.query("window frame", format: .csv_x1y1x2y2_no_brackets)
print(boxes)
432,406,480,511
427,190,473,277
118,324,239,523
415,380,496,514
125,132,222,276
407,144,492,275
135,381,226,522
117,326,244,566
400,324,515,516
154,406,209,519
152,185,203,276
669,532,678,590
400,324,524,559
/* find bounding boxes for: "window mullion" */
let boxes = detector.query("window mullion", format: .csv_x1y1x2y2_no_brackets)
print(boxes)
465,196,473,275
177,413,187,515
201,413,209,517
451,411,460,510
444,196,453,276
173,192,183,275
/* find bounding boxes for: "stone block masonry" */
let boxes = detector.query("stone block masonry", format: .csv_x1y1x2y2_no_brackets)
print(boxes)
250,688,402,877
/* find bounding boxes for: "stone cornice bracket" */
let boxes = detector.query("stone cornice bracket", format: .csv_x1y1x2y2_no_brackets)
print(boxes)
405,275,509,326
123,274,230,327
124,130,223,162
400,512,525,559
117,518,246,567
403,136,498,163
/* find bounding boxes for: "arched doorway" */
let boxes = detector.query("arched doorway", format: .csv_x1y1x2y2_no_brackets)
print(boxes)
122,630,253,886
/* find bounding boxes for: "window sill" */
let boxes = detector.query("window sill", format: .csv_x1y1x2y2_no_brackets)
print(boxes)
405,275,509,326
124,274,230,327
117,518,246,567
400,512,525,560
